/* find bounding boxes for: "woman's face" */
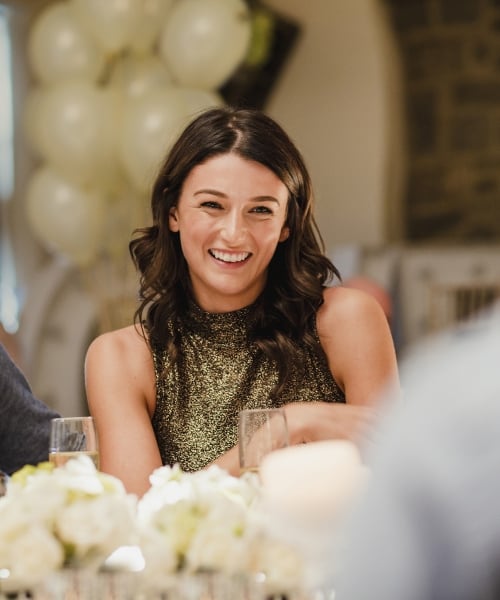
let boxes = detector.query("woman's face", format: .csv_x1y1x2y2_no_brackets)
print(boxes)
169,153,289,312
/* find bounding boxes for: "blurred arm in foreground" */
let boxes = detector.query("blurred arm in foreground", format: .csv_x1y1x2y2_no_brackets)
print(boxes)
329,305,500,600
0,343,60,475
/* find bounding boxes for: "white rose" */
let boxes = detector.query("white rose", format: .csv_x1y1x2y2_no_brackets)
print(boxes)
138,525,178,591
0,499,31,538
56,495,136,561
54,455,106,495
252,536,304,593
6,472,67,524
187,495,252,572
0,523,63,589
149,499,202,558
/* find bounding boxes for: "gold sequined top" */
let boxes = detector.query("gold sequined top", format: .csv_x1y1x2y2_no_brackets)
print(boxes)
151,302,345,471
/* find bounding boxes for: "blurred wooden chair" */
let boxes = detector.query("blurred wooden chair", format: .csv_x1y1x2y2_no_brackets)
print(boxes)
397,246,500,348
427,281,500,332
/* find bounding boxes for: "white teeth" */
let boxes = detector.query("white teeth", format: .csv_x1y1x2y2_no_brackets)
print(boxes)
210,250,250,263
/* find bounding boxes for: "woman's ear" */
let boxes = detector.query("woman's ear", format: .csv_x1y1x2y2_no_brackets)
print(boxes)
279,226,290,242
169,207,179,232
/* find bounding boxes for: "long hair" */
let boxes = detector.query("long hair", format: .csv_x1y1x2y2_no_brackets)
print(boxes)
130,106,340,395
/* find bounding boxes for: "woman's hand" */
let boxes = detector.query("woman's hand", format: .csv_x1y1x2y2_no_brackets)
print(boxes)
283,401,380,447
210,402,380,477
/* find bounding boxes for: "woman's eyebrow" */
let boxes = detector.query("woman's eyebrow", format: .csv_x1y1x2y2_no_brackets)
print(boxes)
194,188,226,197
250,195,281,205
194,189,281,205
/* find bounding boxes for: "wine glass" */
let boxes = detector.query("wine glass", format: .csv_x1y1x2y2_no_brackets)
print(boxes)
49,416,100,469
238,407,289,476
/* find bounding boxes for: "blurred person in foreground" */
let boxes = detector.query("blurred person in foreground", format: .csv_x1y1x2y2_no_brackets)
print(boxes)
328,304,500,600
0,343,60,476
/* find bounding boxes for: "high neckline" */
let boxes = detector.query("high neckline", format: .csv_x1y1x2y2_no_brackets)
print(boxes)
184,300,258,344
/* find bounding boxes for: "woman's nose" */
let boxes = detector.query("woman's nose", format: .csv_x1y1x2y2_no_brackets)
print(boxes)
220,211,246,243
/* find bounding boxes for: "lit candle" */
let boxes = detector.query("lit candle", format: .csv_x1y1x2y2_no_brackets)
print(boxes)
259,440,368,521
259,440,370,590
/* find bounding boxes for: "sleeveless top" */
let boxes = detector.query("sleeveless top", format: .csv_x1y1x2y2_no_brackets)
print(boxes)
151,302,345,471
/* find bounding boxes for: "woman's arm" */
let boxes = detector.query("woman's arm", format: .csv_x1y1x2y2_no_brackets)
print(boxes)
84,326,162,496
284,286,400,446
209,445,241,476
319,285,399,406
211,287,399,475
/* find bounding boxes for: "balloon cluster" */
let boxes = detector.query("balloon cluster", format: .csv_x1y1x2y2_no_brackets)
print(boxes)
24,0,252,268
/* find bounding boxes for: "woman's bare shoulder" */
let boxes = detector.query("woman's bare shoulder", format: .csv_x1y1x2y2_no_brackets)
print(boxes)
85,324,156,407
318,285,386,329
317,286,398,404
86,324,150,364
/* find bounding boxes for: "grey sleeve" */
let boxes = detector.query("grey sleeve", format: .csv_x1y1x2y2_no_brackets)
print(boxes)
330,315,500,600
0,344,60,474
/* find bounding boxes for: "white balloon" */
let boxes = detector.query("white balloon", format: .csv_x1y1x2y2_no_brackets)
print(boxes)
28,2,106,84
25,165,107,266
23,87,46,157
109,54,173,100
178,87,224,120
28,81,119,187
159,0,251,90
130,0,176,56
71,0,142,54
103,186,148,259
119,88,189,194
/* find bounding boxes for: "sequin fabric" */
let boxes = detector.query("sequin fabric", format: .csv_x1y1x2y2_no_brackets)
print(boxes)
151,302,345,471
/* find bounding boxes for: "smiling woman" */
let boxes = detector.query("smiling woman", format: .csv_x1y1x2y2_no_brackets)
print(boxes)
84,107,399,497
168,153,290,312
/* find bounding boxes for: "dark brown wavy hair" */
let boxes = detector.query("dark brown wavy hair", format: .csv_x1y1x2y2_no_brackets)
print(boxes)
130,106,340,395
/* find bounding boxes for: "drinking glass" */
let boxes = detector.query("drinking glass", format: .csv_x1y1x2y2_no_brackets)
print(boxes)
238,407,289,476
49,416,100,469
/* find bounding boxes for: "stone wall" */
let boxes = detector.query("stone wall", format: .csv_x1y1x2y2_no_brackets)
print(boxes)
384,0,500,242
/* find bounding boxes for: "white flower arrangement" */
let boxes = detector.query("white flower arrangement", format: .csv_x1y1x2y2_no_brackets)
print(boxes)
0,460,305,597
0,456,137,593
136,464,304,595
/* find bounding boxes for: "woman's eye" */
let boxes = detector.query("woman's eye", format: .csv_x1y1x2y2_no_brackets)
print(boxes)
251,206,272,214
200,201,222,209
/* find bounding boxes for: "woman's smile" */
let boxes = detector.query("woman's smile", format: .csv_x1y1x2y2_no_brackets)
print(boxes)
209,249,252,264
